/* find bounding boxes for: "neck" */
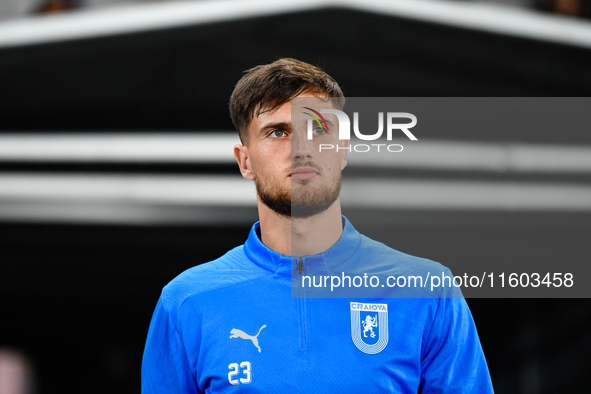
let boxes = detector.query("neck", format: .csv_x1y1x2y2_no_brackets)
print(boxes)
257,198,344,256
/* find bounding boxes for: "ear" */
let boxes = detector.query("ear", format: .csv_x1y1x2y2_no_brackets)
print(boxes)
339,138,349,171
234,144,254,181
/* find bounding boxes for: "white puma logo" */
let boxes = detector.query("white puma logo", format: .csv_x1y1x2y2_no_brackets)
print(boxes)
229,325,266,353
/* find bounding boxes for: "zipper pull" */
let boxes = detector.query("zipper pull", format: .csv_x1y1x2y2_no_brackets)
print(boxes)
298,257,303,274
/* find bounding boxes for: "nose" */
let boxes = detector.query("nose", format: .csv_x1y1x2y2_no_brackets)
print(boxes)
291,122,313,162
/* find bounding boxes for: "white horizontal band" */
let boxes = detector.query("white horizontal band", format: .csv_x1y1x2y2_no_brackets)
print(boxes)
342,179,591,211
0,173,256,205
347,139,591,174
0,0,590,49
0,133,240,163
1,133,590,174
0,174,590,226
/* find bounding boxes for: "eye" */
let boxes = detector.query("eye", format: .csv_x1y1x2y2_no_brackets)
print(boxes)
313,126,327,136
271,130,286,138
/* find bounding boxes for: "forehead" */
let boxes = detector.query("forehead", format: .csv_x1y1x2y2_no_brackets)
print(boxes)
258,96,337,122
291,96,338,127
247,94,337,132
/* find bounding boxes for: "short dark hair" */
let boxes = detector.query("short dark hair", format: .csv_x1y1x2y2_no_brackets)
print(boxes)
229,58,344,144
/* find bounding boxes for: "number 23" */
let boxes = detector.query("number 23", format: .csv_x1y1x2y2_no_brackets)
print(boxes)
228,361,251,385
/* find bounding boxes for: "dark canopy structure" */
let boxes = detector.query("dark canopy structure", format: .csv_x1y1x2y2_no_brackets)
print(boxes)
0,0,590,131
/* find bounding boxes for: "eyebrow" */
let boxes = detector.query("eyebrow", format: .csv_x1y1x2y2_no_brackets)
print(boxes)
309,118,335,128
259,122,290,134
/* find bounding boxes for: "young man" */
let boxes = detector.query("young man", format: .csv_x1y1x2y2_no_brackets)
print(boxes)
141,58,494,393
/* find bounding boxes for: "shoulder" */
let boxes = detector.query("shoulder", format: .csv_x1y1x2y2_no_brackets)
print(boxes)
159,245,266,319
356,234,449,276
352,233,463,298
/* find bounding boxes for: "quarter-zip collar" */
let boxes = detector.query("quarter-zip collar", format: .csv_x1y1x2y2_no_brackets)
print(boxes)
243,216,362,277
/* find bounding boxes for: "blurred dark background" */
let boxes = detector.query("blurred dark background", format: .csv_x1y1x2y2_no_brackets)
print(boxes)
0,1,590,393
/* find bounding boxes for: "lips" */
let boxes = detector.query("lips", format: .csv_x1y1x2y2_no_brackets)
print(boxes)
290,167,318,181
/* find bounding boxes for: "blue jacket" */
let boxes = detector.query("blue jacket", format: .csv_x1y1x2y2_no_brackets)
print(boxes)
142,217,494,393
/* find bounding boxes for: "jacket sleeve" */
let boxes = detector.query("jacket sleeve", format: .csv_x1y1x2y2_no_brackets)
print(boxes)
419,273,494,393
141,296,200,394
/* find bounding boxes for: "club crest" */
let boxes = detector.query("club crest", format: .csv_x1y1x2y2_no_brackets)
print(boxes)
350,302,388,354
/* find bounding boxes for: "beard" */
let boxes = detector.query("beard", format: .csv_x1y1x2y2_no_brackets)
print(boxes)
255,168,341,219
